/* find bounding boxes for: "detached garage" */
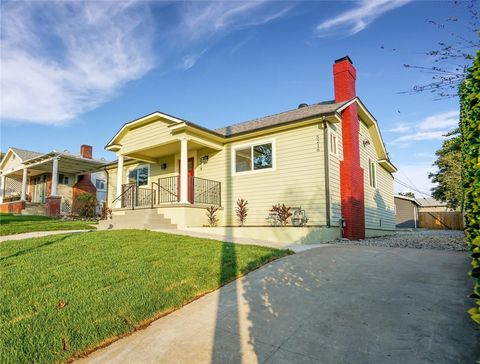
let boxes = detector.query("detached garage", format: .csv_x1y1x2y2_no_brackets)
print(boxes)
394,195,420,229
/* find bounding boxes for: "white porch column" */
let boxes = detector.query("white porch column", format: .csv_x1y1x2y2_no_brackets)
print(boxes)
179,137,189,204
20,168,28,201
115,154,124,208
0,174,5,203
51,157,59,196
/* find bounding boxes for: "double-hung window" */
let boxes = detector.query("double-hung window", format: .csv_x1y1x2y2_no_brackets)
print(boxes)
95,179,106,191
128,165,149,186
368,159,377,188
234,141,274,174
329,132,339,156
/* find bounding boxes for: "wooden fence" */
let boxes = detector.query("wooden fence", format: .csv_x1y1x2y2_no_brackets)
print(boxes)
418,211,464,230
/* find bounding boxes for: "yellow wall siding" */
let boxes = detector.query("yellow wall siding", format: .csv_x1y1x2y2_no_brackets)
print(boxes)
117,119,176,155
1,153,23,172
196,124,327,226
106,115,394,230
359,121,395,230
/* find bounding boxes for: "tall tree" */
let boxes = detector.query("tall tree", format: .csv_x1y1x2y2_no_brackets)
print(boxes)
428,130,462,209
398,192,415,198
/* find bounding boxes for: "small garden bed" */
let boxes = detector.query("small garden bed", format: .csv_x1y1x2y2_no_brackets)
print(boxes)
0,229,291,362
0,214,97,236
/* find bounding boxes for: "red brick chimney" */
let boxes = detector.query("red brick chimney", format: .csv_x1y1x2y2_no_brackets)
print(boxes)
333,56,365,239
73,145,96,213
80,144,93,159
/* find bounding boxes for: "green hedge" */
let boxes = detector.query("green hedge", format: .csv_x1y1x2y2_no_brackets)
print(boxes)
460,50,480,324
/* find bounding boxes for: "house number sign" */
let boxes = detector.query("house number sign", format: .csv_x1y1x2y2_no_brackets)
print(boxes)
316,135,320,152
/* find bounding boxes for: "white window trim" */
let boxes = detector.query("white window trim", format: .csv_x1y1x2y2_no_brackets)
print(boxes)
95,178,106,191
125,164,150,186
368,159,377,189
231,139,276,176
329,130,339,158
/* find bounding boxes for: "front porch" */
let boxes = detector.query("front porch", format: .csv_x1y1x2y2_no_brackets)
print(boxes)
0,150,105,216
113,175,221,209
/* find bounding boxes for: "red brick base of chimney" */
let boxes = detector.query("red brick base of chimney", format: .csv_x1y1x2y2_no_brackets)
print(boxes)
72,175,97,213
340,161,365,240
46,196,61,217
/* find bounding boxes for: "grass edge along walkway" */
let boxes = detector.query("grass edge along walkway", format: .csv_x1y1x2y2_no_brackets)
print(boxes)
0,213,96,236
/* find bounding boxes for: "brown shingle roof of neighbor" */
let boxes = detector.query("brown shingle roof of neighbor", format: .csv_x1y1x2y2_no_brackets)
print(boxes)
10,147,44,161
215,100,347,137
417,197,448,207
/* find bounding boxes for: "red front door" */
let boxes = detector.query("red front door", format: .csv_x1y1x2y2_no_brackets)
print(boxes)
178,157,194,203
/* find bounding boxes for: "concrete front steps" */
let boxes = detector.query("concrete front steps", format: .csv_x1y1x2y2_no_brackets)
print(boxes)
21,203,46,216
98,208,177,230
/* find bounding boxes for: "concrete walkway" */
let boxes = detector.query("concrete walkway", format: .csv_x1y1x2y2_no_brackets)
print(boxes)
78,245,479,364
0,229,90,242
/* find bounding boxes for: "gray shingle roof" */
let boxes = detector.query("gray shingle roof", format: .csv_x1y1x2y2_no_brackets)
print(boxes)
215,100,347,137
11,147,44,161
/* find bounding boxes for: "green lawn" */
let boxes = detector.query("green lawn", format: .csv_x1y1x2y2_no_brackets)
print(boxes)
0,230,291,363
0,214,96,236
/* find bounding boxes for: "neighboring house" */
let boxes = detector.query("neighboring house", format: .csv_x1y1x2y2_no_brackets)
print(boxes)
417,197,457,212
0,145,106,216
92,171,108,213
394,195,420,228
104,57,397,241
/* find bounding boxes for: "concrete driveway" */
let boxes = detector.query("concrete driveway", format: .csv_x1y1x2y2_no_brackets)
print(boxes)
79,245,479,364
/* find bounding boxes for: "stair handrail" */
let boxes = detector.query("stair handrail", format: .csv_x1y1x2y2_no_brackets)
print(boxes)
112,183,136,209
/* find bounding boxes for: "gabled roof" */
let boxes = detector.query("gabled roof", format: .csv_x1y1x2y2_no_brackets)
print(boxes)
394,194,420,205
105,97,396,172
10,147,43,161
215,100,347,137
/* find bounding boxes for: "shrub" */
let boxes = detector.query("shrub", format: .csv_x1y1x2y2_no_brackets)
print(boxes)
206,206,219,227
100,202,112,220
460,50,480,324
270,204,292,226
75,193,97,218
235,198,248,226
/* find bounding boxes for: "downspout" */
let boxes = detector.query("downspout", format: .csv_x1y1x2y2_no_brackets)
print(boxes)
103,166,109,207
323,119,331,227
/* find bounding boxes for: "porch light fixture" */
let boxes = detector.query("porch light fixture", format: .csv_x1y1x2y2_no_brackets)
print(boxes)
201,155,209,164
160,163,167,170
363,140,370,147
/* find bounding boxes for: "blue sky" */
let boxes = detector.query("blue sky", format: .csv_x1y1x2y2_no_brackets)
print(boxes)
0,0,476,195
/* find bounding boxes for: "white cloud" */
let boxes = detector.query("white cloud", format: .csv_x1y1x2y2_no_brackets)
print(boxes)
179,49,208,71
391,130,448,145
418,110,459,131
1,1,154,125
316,0,411,37
179,1,292,41
386,122,412,133
388,110,458,145
1,1,293,125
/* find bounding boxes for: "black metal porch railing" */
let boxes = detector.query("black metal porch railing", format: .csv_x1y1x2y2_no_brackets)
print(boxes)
192,177,221,206
156,176,179,203
113,176,221,209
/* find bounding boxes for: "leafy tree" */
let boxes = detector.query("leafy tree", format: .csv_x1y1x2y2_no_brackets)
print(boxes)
398,192,415,198
428,130,463,209
460,50,480,324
